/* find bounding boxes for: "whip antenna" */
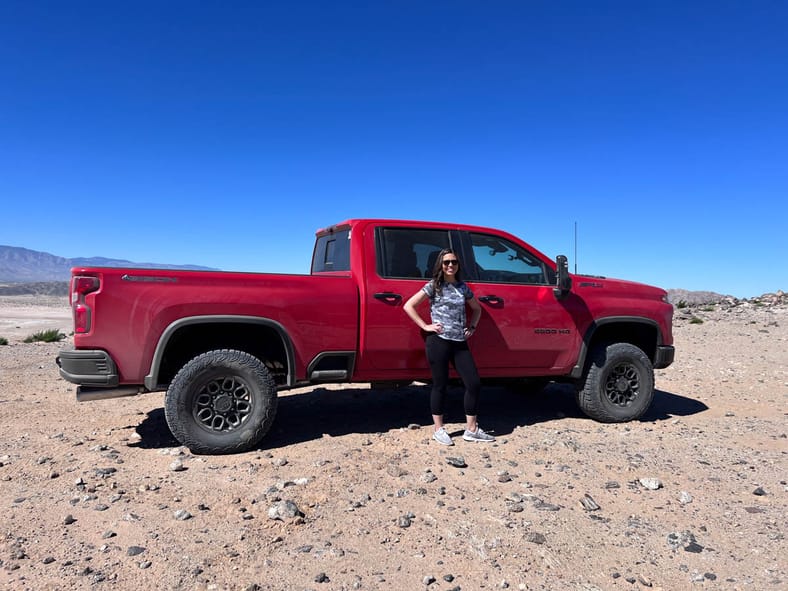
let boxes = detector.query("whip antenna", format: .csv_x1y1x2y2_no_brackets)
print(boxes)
574,221,578,274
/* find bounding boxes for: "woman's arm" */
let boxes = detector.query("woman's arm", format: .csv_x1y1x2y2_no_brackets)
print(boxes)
404,290,442,333
465,296,482,336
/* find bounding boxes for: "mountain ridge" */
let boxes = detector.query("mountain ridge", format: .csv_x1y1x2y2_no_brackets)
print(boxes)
0,244,218,283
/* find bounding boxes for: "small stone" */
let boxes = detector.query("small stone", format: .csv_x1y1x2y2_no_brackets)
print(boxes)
753,486,767,496
268,500,302,521
314,572,330,583
422,472,438,483
127,546,145,556
42,556,55,564
639,478,663,490
423,575,436,585
102,531,116,539
397,515,412,528
638,574,653,587
446,456,466,468
525,532,546,545
685,541,704,553
63,514,76,525
443,574,455,582
679,491,693,505
95,503,110,511
387,463,407,477
273,457,288,467
139,560,152,569
169,459,185,472
580,494,600,511
174,509,193,521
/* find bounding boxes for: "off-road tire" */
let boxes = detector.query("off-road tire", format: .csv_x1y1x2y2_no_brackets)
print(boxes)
164,349,277,454
576,342,654,422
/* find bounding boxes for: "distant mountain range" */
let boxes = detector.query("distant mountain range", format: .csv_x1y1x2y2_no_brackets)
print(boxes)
0,245,218,283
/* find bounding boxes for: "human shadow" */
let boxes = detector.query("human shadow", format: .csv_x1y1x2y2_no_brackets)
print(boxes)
131,383,708,452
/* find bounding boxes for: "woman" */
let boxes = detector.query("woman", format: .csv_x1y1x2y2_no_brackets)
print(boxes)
403,248,495,445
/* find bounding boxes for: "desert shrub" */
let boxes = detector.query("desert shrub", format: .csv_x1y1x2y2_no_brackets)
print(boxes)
676,300,688,309
0,337,8,346
702,306,715,312
689,316,704,325
23,329,66,343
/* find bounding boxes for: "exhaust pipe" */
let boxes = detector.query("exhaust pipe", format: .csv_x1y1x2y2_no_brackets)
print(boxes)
77,386,143,402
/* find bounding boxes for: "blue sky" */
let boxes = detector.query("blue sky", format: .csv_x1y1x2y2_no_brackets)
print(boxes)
1,1,786,298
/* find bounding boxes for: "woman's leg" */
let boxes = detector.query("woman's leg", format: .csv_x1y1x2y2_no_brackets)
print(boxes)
425,335,451,427
452,343,481,430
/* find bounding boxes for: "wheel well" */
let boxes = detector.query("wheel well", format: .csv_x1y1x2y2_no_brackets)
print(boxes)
586,321,659,361
156,322,290,388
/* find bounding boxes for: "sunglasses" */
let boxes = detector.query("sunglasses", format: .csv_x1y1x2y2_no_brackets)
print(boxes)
442,259,459,266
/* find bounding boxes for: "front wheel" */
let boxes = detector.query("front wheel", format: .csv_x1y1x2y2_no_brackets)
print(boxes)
576,342,654,422
164,349,277,454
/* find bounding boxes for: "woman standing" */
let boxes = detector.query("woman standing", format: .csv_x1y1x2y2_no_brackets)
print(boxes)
403,248,495,445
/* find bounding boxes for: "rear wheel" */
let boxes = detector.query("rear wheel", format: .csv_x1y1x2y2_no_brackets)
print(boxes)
576,342,654,422
165,349,277,454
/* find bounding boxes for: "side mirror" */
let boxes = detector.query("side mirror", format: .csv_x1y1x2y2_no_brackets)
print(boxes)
553,255,572,299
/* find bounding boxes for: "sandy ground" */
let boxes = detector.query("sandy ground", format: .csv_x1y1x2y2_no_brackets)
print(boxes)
0,296,786,591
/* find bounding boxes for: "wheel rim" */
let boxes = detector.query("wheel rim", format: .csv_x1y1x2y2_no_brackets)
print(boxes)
194,375,253,432
603,362,640,406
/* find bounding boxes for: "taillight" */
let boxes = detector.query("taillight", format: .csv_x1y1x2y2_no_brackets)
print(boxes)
72,275,100,334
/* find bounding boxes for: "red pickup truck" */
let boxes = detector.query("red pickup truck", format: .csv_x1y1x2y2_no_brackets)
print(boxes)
57,219,674,454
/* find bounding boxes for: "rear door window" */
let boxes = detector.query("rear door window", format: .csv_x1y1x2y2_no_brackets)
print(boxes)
375,228,452,279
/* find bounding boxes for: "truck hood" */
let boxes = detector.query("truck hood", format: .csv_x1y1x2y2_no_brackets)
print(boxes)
572,274,668,301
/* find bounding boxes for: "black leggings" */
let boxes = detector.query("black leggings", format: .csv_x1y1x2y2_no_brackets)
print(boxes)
425,334,481,416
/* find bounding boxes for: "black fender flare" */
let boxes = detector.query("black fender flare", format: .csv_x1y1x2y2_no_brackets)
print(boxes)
569,316,665,379
143,315,296,390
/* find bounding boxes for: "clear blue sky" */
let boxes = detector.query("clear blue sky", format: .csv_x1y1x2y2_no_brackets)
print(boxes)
1,1,786,298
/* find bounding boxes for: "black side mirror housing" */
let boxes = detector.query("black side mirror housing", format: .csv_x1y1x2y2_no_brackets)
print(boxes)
553,255,572,299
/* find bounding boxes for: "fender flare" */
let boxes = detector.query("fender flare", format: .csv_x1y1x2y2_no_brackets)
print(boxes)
569,316,664,379
143,315,296,390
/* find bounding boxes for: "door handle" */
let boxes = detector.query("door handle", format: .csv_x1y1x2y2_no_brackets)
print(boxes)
479,295,504,305
374,292,402,303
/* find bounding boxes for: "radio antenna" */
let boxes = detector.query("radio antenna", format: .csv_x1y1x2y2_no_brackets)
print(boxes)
574,221,578,274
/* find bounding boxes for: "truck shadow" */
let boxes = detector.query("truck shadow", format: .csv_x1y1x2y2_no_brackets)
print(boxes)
133,383,708,452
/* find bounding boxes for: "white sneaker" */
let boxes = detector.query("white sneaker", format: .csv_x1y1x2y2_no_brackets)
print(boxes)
432,427,454,446
462,427,495,442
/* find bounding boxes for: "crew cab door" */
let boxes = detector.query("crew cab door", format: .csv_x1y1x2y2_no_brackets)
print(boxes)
464,231,580,373
357,225,455,377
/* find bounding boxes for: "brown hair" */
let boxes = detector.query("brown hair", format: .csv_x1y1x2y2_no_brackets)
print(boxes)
430,248,463,296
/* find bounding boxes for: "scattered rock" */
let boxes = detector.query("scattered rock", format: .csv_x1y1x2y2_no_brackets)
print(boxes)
446,456,466,468
268,500,303,521
169,459,186,472
639,478,663,490
580,494,600,511
174,509,193,521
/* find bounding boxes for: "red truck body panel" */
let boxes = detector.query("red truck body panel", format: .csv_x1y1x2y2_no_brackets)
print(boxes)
71,269,359,384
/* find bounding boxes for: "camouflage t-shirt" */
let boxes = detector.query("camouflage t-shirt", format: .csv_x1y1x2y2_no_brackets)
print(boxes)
421,280,474,342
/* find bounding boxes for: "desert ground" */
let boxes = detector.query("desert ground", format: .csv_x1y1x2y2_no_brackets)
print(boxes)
0,293,786,591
